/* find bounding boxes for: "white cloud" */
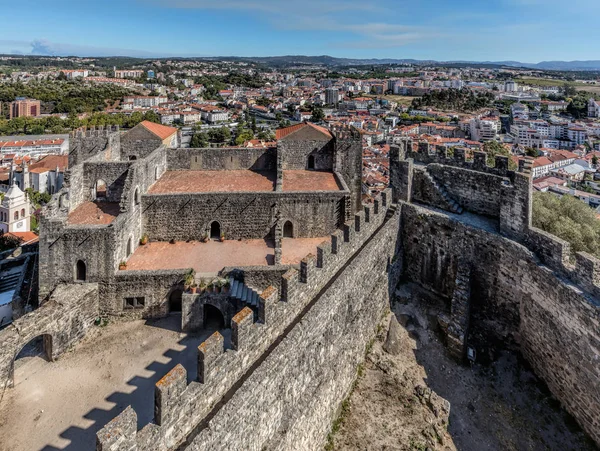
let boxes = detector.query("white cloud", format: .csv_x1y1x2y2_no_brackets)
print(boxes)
0,39,160,57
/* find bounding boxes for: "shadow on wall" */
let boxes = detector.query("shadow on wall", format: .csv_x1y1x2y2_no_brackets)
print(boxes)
36,316,229,451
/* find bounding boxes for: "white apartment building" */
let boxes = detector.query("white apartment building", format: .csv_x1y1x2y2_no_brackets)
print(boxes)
469,117,500,142
123,95,168,108
511,102,529,120
0,138,68,156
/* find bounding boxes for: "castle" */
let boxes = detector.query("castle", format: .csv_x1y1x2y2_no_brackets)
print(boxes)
0,122,598,450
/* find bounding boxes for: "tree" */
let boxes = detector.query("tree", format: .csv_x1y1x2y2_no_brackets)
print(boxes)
0,233,20,252
310,107,325,123
533,192,600,257
190,131,209,148
592,155,599,167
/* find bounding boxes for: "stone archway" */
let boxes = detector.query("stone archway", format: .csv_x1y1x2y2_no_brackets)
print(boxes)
169,289,183,313
10,334,53,386
203,304,225,330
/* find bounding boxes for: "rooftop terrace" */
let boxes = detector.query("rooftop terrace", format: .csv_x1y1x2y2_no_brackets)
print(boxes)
124,237,328,274
67,201,120,226
148,170,342,194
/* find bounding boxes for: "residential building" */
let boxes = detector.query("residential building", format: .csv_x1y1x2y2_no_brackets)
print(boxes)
114,69,144,78
469,116,500,141
9,98,41,119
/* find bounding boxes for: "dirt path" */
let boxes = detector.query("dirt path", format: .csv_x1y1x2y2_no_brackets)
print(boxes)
0,316,218,451
328,284,597,451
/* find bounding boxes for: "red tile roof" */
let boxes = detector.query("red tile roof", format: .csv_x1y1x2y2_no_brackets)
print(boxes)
275,122,332,141
139,121,178,141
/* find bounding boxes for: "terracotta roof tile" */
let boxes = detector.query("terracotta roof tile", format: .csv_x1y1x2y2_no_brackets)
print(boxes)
276,122,332,141
139,121,178,141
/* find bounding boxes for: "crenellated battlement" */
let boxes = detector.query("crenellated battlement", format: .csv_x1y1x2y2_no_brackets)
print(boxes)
96,188,397,451
393,137,533,179
69,125,120,139
332,123,360,141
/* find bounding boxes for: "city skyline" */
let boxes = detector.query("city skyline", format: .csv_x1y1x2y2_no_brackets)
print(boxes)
0,0,599,61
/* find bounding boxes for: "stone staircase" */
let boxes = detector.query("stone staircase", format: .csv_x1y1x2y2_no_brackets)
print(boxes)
422,169,463,214
229,278,261,311
0,272,21,294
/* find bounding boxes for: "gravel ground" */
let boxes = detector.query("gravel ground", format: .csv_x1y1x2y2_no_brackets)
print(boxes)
327,283,597,451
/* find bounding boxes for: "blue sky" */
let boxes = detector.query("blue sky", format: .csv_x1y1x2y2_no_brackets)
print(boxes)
0,0,599,62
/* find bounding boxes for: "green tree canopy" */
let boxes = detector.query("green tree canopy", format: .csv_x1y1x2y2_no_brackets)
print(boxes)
533,192,600,257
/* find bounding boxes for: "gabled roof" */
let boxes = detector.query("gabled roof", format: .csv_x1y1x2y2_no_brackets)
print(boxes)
139,121,178,140
276,122,332,141
29,155,68,172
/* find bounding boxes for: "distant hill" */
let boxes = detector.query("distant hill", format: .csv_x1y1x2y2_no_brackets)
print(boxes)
4,53,600,71
199,55,600,70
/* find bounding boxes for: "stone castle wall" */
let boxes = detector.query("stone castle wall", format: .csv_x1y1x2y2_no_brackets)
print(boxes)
96,190,400,451
142,191,346,241
279,139,334,170
168,147,277,171
400,203,600,444
0,283,98,389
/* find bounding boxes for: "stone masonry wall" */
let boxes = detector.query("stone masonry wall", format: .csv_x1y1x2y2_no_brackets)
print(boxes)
400,203,600,444
96,190,399,451
0,283,98,390
142,192,346,241
279,139,334,170
167,147,276,171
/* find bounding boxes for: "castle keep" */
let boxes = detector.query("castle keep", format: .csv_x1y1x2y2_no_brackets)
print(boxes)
0,123,598,450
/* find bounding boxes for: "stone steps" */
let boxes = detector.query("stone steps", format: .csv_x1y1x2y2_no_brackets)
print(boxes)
229,278,260,308
0,273,20,293
422,170,463,214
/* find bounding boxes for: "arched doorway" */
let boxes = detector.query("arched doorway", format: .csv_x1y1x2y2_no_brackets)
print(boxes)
307,155,315,170
75,260,86,282
95,180,107,199
126,237,133,257
210,221,221,240
283,221,294,238
203,304,225,330
12,334,53,385
169,289,182,313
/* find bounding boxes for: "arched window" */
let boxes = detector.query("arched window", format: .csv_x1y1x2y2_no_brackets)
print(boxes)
134,188,140,206
21,208,25,217
129,155,137,161
14,211,18,221
76,260,86,281
210,221,221,240
95,180,107,199
307,155,315,170
154,167,159,181
283,220,294,238
126,237,133,257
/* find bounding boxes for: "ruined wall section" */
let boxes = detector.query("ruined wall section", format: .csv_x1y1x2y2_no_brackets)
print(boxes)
100,270,188,318
400,203,600,445
96,190,399,451
66,127,121,211
142,191,346,241
333,126,363,213
0,283,98,389
168,147,276,171
120,126,163,160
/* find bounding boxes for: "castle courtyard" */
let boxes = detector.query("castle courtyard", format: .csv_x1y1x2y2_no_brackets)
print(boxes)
0,316,220,451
